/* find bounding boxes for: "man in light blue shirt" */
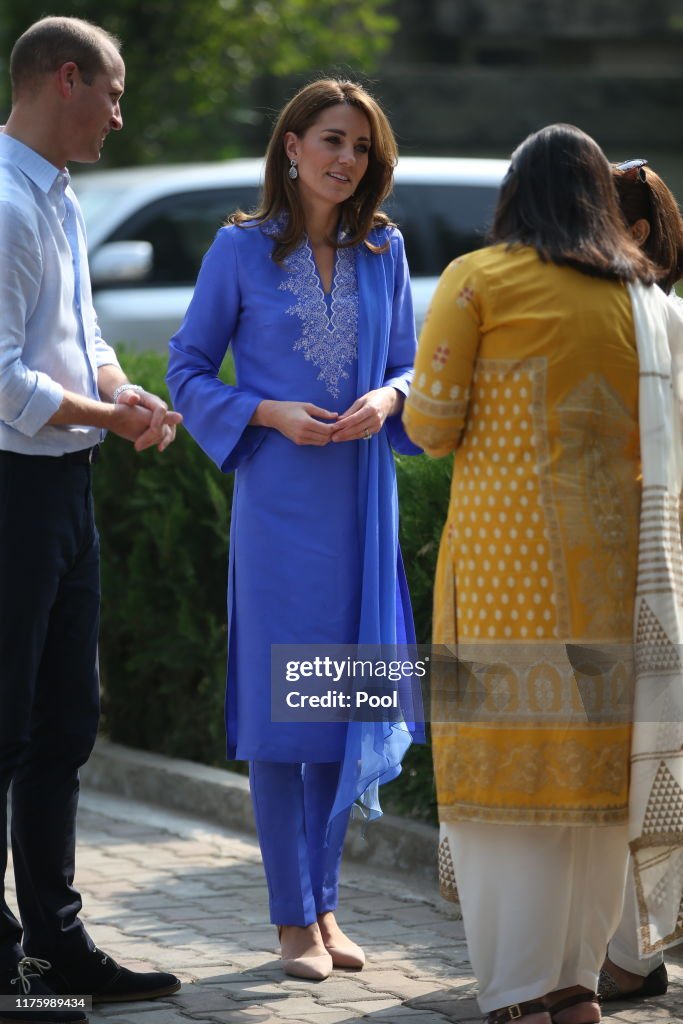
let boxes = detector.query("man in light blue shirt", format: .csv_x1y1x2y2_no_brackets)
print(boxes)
0,17,182,1021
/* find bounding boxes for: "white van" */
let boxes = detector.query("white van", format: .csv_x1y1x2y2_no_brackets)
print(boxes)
73,156,508,351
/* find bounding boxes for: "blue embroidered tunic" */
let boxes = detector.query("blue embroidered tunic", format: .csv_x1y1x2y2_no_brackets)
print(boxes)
167,221,423,815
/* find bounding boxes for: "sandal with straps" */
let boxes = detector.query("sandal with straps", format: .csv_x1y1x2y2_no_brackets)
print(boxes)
547,991,600,1024
487,1000,549,1024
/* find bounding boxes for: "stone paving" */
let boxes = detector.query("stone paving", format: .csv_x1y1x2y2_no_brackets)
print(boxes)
7,790,682,1024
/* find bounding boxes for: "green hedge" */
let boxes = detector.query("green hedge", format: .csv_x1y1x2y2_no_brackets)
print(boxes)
94,350,451,822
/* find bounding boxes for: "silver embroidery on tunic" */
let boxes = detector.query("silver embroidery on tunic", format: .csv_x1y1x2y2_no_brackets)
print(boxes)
279,240,358,400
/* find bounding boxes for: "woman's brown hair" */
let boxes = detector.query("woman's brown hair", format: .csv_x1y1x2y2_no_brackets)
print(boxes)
613,164,683,293
229,78,397,262
490,123,656,285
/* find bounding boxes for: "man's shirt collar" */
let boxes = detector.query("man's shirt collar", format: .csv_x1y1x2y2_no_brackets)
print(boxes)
0,132,63,195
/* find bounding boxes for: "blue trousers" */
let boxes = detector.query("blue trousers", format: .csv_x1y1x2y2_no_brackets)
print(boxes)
249,761,351,926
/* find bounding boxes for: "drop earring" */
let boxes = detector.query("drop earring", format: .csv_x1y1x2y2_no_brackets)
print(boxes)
288,159,298,180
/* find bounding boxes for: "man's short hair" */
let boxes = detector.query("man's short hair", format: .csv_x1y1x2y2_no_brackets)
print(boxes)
10,16,122,96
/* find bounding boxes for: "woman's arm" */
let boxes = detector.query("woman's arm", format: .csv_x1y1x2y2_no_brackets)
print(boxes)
167,228,267,472
403,255,482,457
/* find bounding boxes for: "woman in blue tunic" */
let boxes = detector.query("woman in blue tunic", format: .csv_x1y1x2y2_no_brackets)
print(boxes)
167,80,422,981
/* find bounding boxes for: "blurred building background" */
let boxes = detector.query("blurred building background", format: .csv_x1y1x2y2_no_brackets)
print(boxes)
249,0,683,184
377,0,683,156
2,0,683,177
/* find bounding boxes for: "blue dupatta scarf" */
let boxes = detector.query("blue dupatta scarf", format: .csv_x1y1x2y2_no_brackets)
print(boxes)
330,231,425,822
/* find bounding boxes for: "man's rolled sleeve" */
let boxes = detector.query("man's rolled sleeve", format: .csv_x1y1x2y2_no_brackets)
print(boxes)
0,202,65,435
94,319,120,369
3,369,64,436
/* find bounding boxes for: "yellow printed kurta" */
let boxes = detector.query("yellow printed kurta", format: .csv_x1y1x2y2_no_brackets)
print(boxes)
403,244,640,825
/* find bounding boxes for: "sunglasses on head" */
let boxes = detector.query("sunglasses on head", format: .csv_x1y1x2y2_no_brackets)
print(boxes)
615,158,649,182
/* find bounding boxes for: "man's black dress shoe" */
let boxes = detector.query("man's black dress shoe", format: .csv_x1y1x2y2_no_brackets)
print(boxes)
42,947,180,1004
0,958,87,1022
598,960,668,1002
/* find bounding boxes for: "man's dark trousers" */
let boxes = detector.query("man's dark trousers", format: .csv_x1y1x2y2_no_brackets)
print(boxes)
0,450,100,968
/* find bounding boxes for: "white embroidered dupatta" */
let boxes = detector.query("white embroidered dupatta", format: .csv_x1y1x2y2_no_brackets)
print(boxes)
628,280,683,954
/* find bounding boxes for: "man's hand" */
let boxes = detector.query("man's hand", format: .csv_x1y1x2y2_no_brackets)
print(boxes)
108,401,154,443
48,384,182,453
115,387,182,452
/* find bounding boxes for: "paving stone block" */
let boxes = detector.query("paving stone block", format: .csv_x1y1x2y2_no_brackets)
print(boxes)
351,970,449,1000
55,779,681,1024
285,1011,366,1024
91,1008,189,1023
207,1013,305,1024
313,980,396,1003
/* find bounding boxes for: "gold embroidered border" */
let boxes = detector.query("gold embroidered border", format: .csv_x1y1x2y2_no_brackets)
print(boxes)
633,852,683,953
430,643,634,721
554,374,639,638
630,832,683,852
438,804,629,825
532,358,572,637
637,490,683,602
435,735,629,796
407,387,468,419
631,748,683,764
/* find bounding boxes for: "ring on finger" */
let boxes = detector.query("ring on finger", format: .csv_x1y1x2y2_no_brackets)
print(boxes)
363,428,371,440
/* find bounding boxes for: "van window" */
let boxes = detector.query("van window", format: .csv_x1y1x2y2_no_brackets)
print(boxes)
102,180,499,286
107,187,259,286
386,183,499,276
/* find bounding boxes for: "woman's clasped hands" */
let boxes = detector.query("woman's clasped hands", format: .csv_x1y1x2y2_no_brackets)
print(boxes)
254,387,401,446
331,386,402,443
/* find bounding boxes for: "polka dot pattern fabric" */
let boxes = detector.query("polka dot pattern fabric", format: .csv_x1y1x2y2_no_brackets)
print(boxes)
450,363,556,642
403,244,641,826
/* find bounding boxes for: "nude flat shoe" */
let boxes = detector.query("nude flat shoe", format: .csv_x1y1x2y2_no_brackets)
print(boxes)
281,951,333,980
277,927,333,981
323,937,365,969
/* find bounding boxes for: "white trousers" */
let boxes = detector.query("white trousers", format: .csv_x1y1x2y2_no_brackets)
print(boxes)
444,821,630,1013
608,857,664,977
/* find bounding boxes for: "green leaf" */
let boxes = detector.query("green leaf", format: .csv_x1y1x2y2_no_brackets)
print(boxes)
1,0,397,165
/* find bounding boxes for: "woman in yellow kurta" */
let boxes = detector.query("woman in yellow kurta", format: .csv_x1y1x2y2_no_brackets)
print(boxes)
403,124,658,1024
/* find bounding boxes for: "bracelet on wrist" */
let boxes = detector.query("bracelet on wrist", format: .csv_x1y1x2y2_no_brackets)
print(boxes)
112,383,144,403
